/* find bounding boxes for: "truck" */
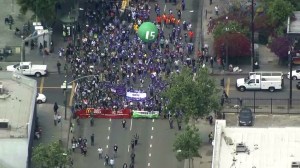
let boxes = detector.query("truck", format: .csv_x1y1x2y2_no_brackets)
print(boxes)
236,71,283,92
6,62,47,77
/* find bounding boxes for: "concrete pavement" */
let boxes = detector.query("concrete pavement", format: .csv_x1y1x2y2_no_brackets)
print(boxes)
33,104,72,152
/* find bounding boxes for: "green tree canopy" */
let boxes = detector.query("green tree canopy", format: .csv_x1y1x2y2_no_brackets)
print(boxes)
267,0,295,24
16,0,60,23
162,68,220,121
213,20,249,39
32,141,71,168
173,126,202,162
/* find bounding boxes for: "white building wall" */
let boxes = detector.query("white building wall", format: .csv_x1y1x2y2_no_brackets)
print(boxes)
0,139,28,168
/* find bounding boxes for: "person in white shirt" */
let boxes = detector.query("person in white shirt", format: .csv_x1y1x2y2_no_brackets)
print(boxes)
97,147,103,159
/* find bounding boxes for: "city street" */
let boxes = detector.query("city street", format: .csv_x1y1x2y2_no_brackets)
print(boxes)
71,118,183,168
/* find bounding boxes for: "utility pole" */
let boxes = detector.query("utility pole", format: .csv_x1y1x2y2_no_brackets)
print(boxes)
251,0,255,72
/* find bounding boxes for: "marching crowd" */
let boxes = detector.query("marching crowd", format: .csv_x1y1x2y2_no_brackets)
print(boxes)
63,0,211,113
63,0,210,167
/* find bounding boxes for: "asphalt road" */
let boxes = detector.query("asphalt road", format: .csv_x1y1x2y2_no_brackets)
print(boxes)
213,75,300,100
71,118,183,168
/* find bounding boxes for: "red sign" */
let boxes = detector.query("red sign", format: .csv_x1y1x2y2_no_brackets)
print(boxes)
75,108,132,119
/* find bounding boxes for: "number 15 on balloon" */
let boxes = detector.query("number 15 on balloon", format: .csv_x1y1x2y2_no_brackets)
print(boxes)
145,31,155,40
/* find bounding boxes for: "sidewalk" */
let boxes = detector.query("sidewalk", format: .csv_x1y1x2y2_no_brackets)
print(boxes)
0,0,73,74
33,104,72,150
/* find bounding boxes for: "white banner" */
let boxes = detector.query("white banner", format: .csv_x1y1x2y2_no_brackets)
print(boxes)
126,92,147,100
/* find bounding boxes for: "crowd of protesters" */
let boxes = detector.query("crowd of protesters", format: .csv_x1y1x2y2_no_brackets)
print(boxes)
62,0,212,116
61,0,214,167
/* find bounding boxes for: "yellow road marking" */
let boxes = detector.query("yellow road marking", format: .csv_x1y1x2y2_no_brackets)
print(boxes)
37,87,61,89
39,77,45,93
69,82,76,107
226,77,230,96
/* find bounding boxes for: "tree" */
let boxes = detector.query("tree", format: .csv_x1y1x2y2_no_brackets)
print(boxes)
267,0,295,25
31,141,71,168
162,68,220,121
213,20,249,39
269,36,291,60
214,32,251,58
173,126,202,168
16,0,61,24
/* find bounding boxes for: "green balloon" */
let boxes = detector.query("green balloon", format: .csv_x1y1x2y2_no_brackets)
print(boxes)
137,22,158,43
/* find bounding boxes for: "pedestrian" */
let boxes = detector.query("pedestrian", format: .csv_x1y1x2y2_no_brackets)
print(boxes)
130,152,135,164
54,114,58,126
134,133,139,145
113,144,118,157
130,163,134,168
210,0,212,5
109,158,114,167
57,113,62,124
53,102,58,113
91,133,94,146
122,119,126,129
123,163,128,168
97,147,103,159
57,61,61,74
104,154,109,166
177,10,181,20
215,5,219,16
209,132,213,143
169,119,174,129
131,139,135,150
72,142,76,152
210,56,214,68
83,146,87,156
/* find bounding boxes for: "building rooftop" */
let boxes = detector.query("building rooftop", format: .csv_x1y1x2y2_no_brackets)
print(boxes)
0,72,36,138
287,11,300,34
212,120,300,168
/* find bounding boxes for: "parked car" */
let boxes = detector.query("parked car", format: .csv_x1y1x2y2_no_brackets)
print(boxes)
37,93,46,104
6,62,47,77
238,108,253,126
287,69,300,80
297,82,300,90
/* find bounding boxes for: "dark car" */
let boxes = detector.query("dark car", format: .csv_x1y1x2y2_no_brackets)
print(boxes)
238,108,253,126
297,82,300,89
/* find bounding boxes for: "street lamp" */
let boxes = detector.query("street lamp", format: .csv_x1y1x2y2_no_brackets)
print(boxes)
225,16,229,70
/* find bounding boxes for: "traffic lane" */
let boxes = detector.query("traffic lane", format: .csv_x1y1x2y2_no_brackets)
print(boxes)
224,75,299,99
107,119,134,167
224,113,300,127
150,119,183,168
72,118,112,168
38,73,75,105
129,119,154,168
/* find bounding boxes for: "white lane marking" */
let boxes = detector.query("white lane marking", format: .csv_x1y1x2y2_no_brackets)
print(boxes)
152,119,154,122
107,136,110,140
151,135,153,139
148,163,151,166
128,145,130,152
106,145,108,148
164,4,166,12
130,118,133,131
189,10,194,12
109,118,111,122
149,153,151,157
108,127,110,131
150,144,152,148
152,127,154,131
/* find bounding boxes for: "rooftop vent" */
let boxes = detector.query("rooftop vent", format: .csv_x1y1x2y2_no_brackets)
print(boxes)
236,143,249,153
292,162,300,168
0,119,9,128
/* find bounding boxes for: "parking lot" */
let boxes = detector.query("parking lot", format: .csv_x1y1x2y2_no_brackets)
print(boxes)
224,113,300,127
